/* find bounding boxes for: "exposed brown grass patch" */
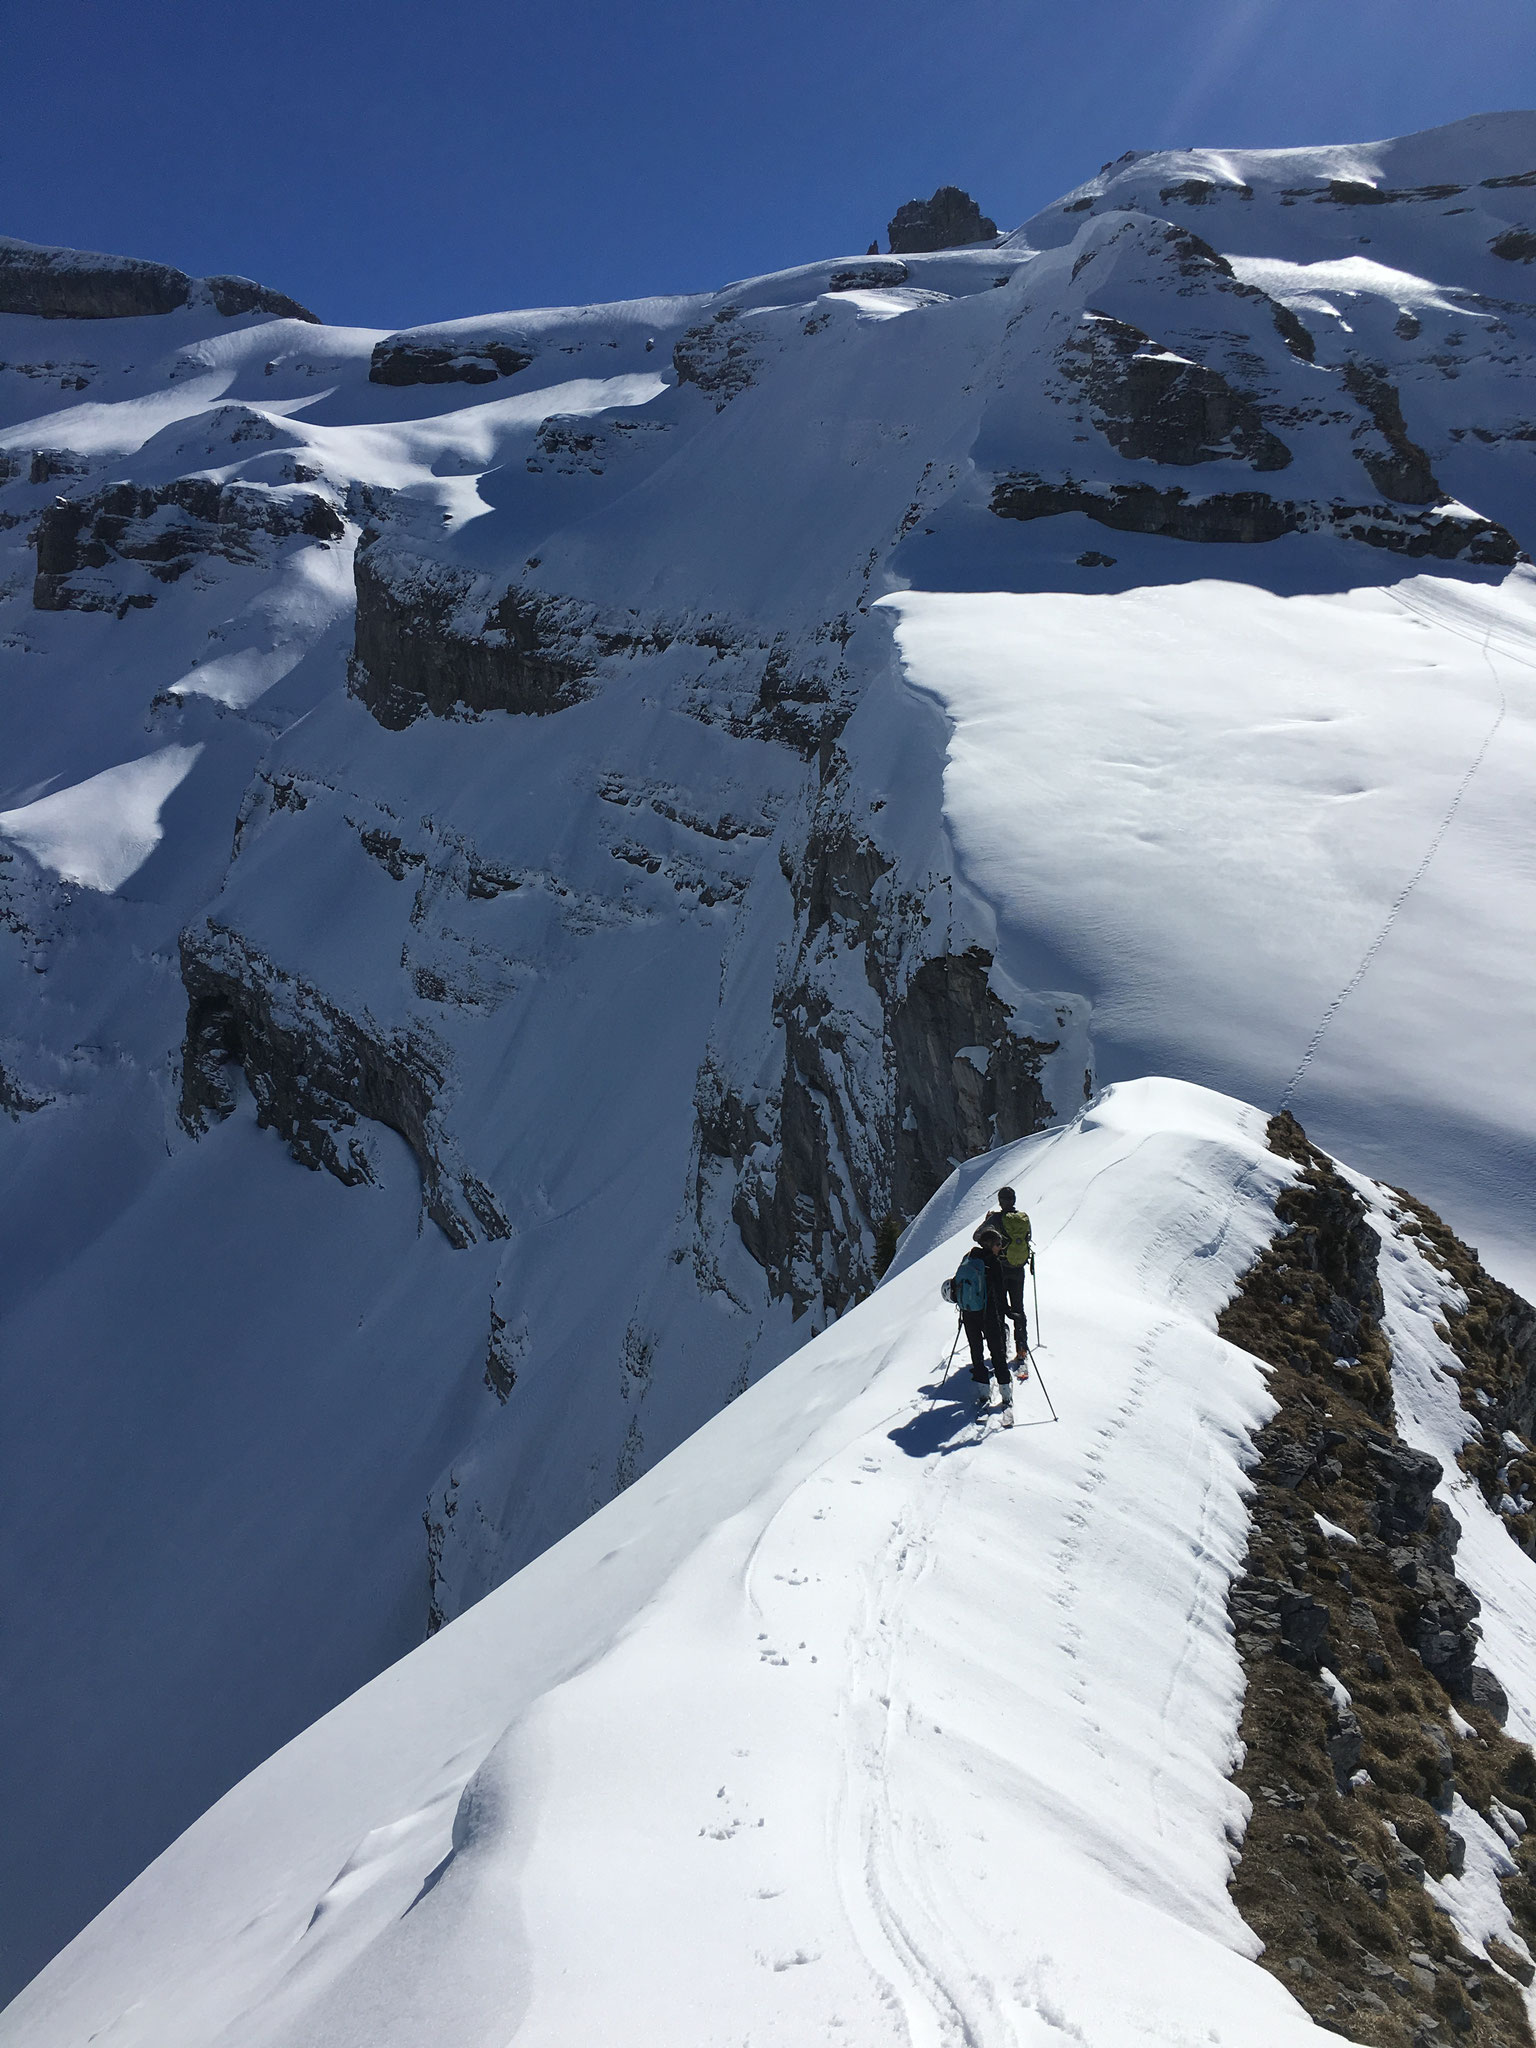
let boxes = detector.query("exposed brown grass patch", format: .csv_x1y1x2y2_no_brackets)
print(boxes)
1221,1114,1536,2047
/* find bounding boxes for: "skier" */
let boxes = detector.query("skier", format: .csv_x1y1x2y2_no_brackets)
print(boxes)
951,1227,1014,1412
982,1185,1032,1368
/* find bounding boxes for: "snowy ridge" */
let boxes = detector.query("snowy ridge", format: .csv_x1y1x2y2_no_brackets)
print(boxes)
6,1079,1337,2048
1018,110,1536,289
3,110,1536,1997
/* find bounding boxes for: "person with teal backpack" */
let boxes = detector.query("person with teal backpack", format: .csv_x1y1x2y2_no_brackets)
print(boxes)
949,1227,1014,1411
981,1185,1032,1364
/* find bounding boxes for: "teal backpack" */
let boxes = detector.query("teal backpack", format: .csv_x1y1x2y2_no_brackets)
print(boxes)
951,1252,988,1313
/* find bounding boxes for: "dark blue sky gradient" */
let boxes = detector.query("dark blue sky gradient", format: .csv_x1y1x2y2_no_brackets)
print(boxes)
2,0,1534,329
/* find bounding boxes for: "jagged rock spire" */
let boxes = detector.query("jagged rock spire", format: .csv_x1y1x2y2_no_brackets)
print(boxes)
886,185,998,253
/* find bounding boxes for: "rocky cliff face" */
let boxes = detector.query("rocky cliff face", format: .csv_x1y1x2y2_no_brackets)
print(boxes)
347,545,595,726
34,471,344,613
368,334,535,386
279,517,1083,1325
0,235,317,322
887,186,999,253
3,113,1535,2001
179,918,510,1248
694,799,1071,1322
980,213,1526,563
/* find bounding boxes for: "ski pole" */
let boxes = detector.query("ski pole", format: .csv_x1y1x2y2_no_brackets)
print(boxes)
1029,1347,1059,1423
1030,1253,1043,1348
930,1316,963,1409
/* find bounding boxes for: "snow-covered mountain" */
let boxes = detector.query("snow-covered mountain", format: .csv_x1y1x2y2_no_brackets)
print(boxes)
10,1079,1536,2048
2,110,1535,2009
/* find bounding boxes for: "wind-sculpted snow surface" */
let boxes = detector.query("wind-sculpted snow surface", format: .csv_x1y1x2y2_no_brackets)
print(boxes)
887,569,1536,1301
3,111,1536,1998
7,1081,1340,2048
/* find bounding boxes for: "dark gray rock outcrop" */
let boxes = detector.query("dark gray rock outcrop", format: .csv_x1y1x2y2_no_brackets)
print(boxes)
673,308,759,409
1366,1439,1443,1539
725,631,854,759
1159,177,1255,208
1343,363,1443,504
1060,312,1293,470
0,236,317,322
1390,1192,1536,1568
0,1059,53,1118
348,547,593,728
991,472,1300,544
827,261,910,292
707,806,898,1318
526,412,671,476
202,275,318,322
367,336,535,386
888,947,1056,1221
886,187,998,254
696,796,1062,1321
989,469,1523,563
33,478,344,614
179,921,508,1248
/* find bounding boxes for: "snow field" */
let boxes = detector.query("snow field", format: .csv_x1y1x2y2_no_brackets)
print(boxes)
5,107,1536,2007
8,1079,1336,2047
886,570,1536,1300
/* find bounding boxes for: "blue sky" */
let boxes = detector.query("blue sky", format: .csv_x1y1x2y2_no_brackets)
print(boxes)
3,0,1534,329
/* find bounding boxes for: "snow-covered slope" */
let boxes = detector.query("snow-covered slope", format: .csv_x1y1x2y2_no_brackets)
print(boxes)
888,568,1536,1288
17,1076,1536,2048
0,1080,1335,2048
3,112,1535,1997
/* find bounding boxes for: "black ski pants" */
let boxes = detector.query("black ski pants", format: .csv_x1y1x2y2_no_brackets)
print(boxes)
1001,1264,1029,1353
962,1307,1010,1381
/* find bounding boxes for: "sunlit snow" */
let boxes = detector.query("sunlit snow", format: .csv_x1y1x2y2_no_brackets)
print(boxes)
4,106,1536,2029
4,1080,1335,2048
169,539,355,709
0,743,203,889
887,571,1536,1297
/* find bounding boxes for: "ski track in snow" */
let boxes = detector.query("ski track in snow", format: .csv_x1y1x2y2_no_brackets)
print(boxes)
1282,621,1510,1115
6,108,1536,2028
835,1472,985,2048
7,1080,1339,2048
1052,1323,1165,1788
890,565,1536,1300
752,1113,1292,2046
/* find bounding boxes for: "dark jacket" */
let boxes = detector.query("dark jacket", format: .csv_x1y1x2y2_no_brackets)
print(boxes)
956,1243,1009,1330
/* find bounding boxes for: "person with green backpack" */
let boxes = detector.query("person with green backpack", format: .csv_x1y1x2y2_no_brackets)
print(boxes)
981,1186,1032,1365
